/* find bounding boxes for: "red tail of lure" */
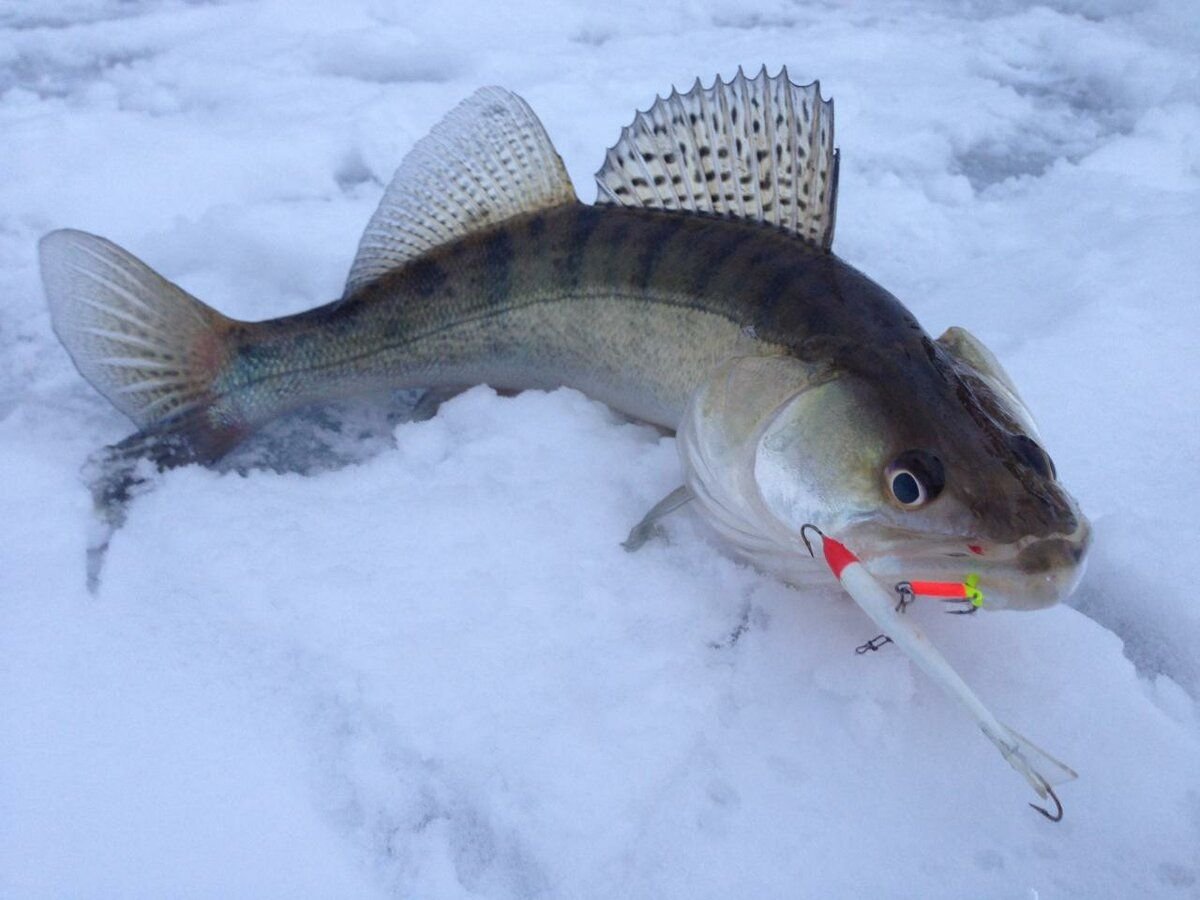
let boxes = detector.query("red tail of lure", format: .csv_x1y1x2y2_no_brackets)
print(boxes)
814,531,857,577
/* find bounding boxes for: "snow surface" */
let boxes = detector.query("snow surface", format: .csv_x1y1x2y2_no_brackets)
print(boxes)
2,0,1199,896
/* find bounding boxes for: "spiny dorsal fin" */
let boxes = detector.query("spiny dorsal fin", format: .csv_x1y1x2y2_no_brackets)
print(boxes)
345,87,577,297
594,66,839,251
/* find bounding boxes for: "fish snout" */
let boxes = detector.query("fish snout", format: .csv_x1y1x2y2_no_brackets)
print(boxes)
1017,536,1086,573
999,518,1092,610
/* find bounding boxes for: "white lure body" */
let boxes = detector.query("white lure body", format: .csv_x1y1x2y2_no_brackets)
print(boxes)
812,530,1077,816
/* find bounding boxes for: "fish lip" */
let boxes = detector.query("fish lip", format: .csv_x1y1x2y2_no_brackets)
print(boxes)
835,515,1092,611
1016,532,1088,574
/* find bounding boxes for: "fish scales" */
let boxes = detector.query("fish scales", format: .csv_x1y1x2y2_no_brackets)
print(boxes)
39,70,1094,814
216,204,914,432
39,69,1089,614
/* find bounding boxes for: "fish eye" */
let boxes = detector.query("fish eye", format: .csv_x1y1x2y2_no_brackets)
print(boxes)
885,450,945,509
1008,434,1056,480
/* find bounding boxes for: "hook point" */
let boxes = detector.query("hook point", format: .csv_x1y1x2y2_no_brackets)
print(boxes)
800,523,823,558
1029,783,1064,822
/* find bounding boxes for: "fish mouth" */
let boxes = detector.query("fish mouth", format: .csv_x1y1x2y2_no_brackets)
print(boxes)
836,516,1092,611
995,519,1092,609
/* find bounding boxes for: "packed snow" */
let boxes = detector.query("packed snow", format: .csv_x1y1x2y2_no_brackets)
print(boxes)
2,0,1199,896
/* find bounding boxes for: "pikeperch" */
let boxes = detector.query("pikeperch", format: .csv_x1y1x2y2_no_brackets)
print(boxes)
40,68,1089,609
41,69,1091,810
37,66,1094,816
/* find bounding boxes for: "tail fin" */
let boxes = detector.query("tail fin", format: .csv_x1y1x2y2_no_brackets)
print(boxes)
991,722,1078,789
40,229,248,589
39,229,234,436
982,719,1077,820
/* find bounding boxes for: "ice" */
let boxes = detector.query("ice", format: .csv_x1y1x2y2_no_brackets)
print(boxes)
3,0,1199,896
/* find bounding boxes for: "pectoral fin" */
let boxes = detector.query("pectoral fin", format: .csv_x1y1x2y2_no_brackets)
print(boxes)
623,485,694,551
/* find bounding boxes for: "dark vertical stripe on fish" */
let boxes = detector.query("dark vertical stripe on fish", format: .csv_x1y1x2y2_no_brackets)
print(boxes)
485,228,515,304
563,205,602,292
632,215,688,290
686,225,757,300
409,257,449,300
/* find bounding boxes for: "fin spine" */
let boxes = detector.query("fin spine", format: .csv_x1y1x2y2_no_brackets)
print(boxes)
595,66,839,250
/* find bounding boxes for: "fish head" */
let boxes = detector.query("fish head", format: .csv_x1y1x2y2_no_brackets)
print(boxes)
678,331,1089,610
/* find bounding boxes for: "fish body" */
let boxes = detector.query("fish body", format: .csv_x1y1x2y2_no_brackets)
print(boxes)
39,69,1089,612
215,204,913,433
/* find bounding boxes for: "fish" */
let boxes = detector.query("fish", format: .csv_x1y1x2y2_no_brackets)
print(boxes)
38,66,1089,610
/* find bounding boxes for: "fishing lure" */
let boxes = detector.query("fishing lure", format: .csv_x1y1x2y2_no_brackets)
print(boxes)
894,575,984,614
801,525,1077,820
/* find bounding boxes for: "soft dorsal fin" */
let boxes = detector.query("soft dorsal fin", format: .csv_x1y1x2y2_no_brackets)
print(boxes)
594,66,839,251
345,87,577,297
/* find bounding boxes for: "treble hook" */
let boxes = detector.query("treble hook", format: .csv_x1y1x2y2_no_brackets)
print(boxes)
893,581,915,614
800,523,824,558
1030,783,1064,822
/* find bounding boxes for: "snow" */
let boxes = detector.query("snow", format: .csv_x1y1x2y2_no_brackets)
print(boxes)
2,0,1199,896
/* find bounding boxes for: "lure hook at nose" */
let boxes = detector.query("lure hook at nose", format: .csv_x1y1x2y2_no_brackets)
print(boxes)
799,523,824,558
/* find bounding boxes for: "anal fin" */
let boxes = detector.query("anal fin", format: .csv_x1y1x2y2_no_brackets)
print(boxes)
410,386,467,422
83,415,245,592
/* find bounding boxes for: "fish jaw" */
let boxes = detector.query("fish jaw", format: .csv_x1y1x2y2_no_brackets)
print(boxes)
835,512,1092,611
677,352,1092,611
